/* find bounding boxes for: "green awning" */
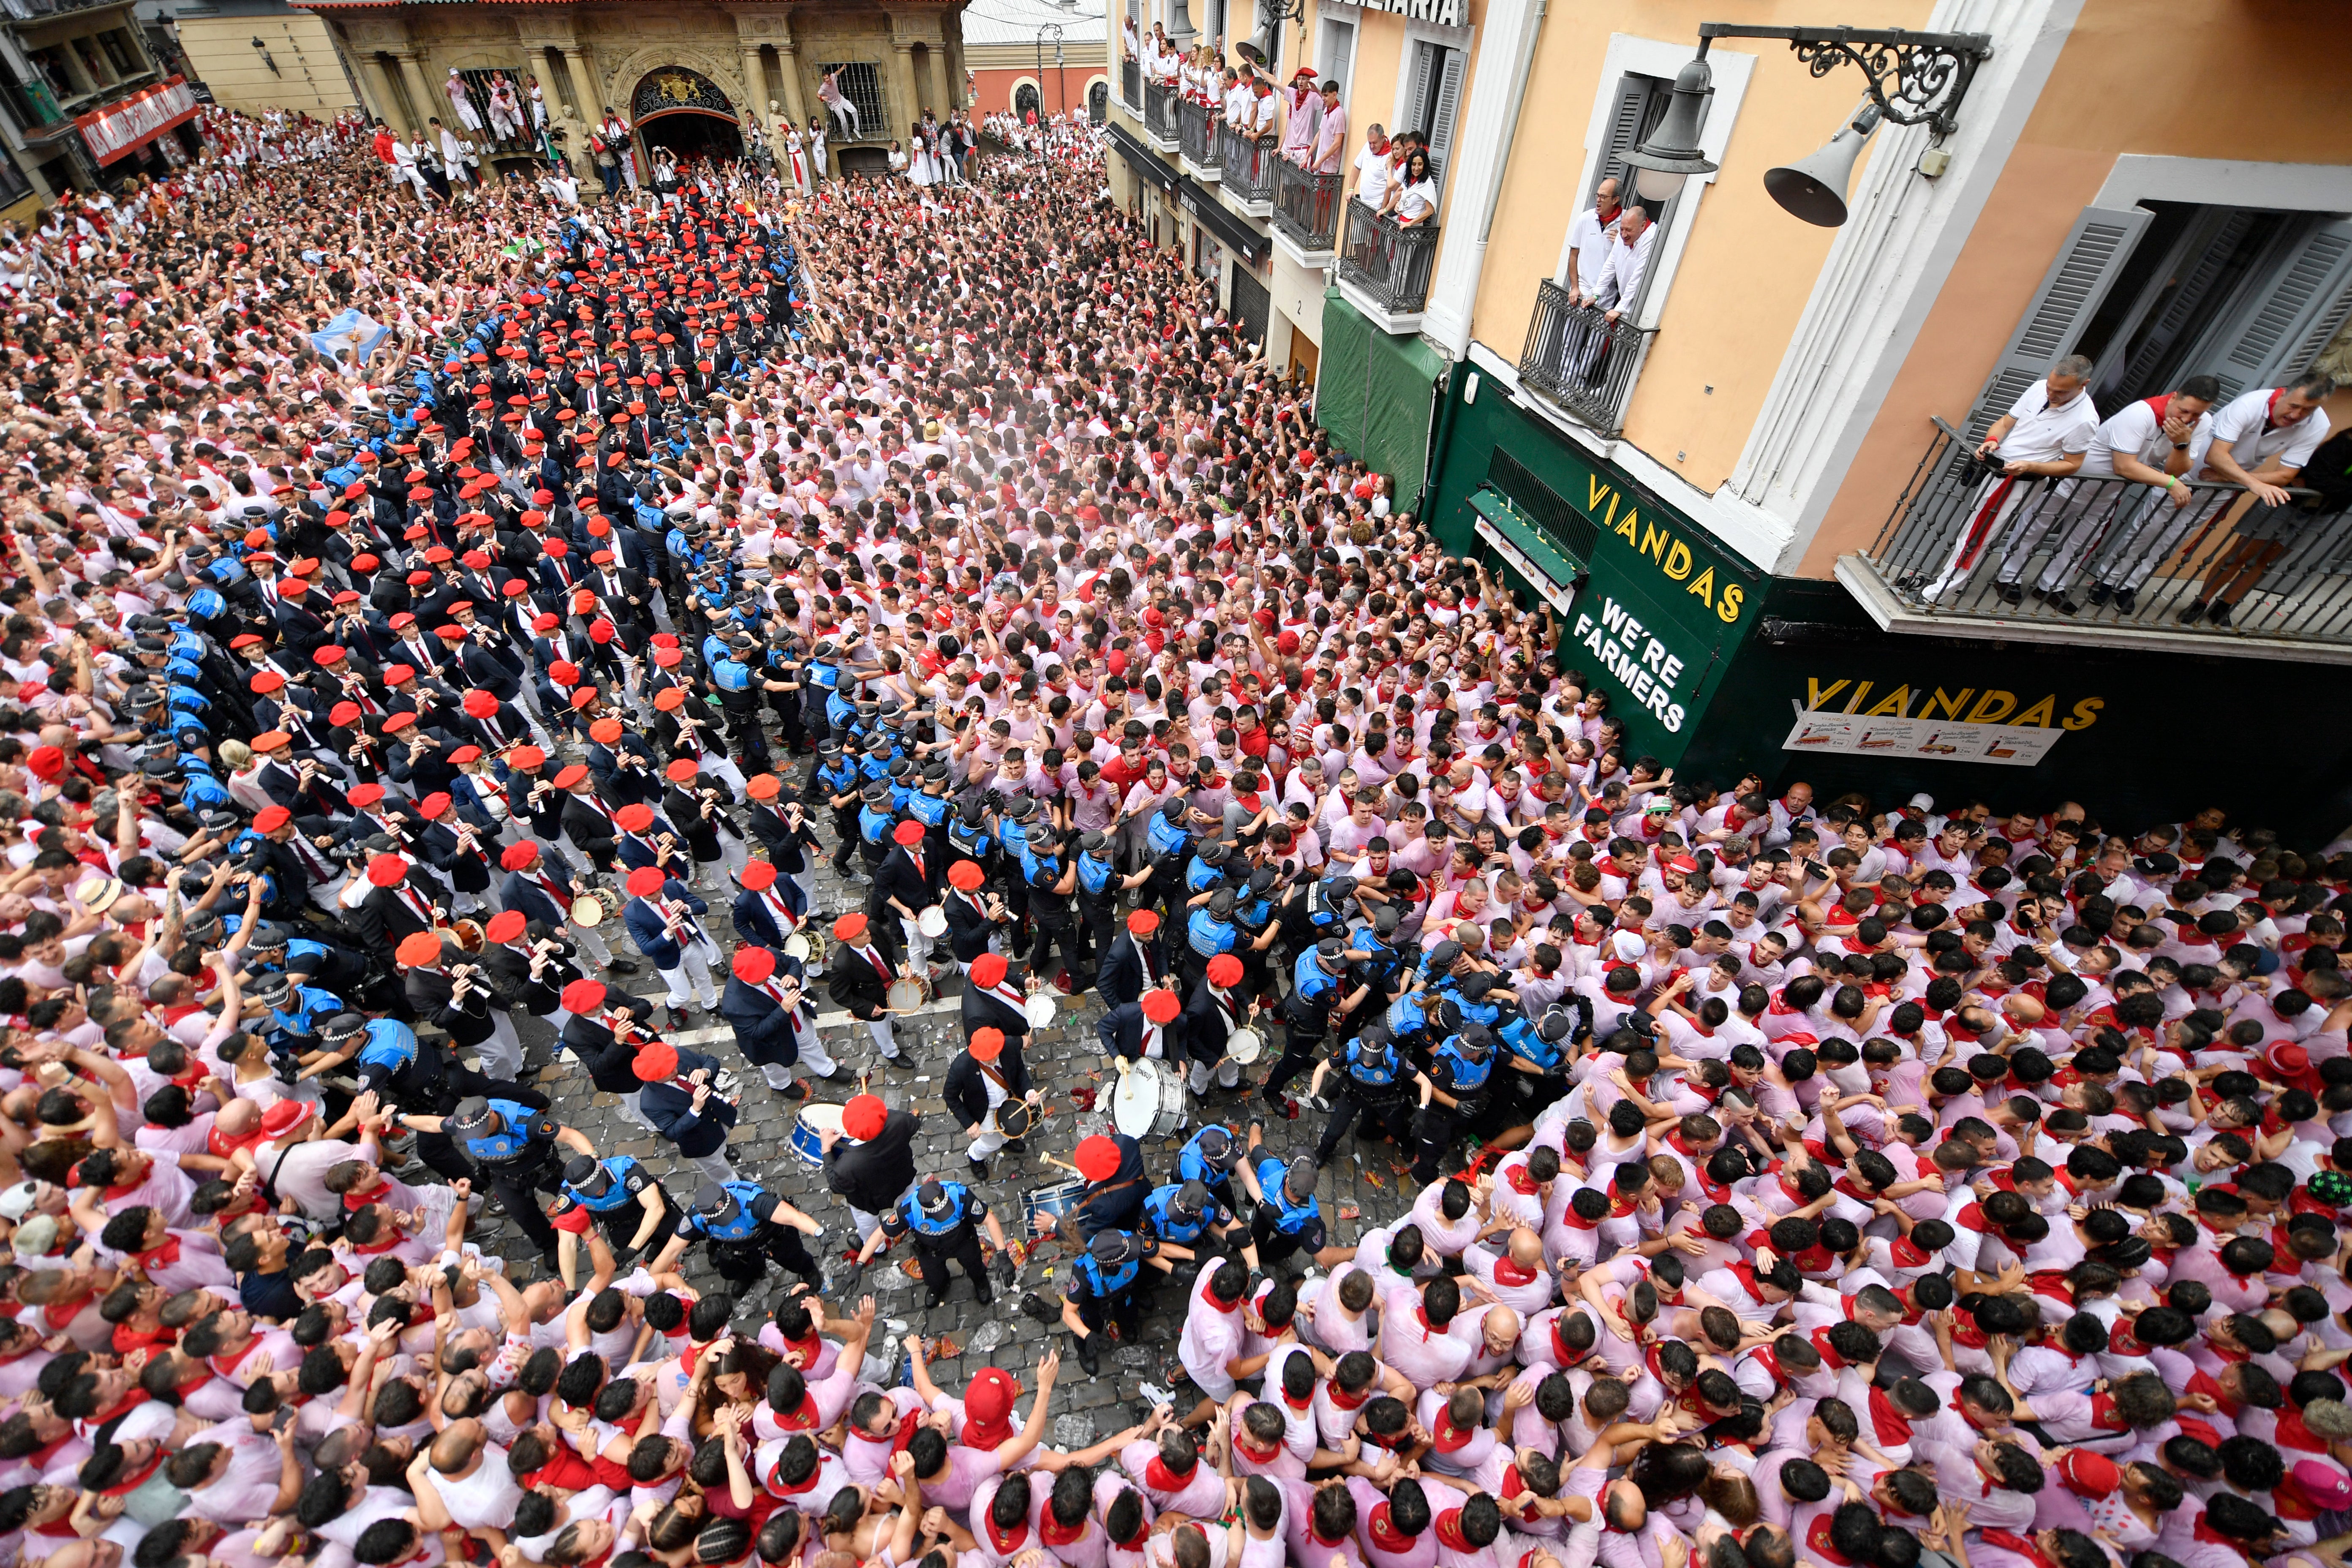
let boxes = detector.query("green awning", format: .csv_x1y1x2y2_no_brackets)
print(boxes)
1469,488,1582,586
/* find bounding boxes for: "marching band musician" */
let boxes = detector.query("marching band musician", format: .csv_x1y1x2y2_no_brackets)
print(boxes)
822,912,913,1068
729,858,806,949
958,950,1035,1057
558,976,664,1134
494,838,633,974
629,1037,745,1194
719,943,834,1098
876,818,942,976
944,1025,1036,1177
661,756,750,888
742,772,822,910
621,864,723,1027
1180,953,1256,1100
941,858,1011,975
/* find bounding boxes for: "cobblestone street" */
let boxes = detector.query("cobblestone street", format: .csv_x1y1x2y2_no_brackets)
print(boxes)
457,754,1412,1430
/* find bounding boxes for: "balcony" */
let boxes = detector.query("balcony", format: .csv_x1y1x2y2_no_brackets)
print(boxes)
1271,156,1341,262
1217,123,1275,214
1517,279,1655,438
1335,197,1438,333
1121,57,1139,112
1143,79,1177,149
1176,96,1218,181
1838,417,2352,662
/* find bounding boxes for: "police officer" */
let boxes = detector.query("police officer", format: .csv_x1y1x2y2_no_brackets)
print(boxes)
1237,1135,1330,1271
410,1093,584,1270
1345,907,1413,1034
946,795,996,890
809,740,862,878
1182,888,1241,999
1139,1177,1251,1269
853,779,896,884
710,632,768,773
324,1013,474,1183
1175,1122,1248,1215
1306,1023,1421,1169
1412,1023,1498,1184
1497,1004,1576,1121
857,1176,1016,1309
1263,937,1356,1118
998,796,1038,959
1036,1228,1160,1376
1143,795,1194,935
553,1153,677,1283
1072,828,1145,988
1024,828,1081,992
679,1179,828,1296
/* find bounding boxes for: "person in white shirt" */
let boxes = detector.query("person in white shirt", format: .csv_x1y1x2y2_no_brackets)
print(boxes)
1919,354,2099,604
2182,371,2337,626
1565,177,1624,308
1350,123,1393,212
2012,373,2219,612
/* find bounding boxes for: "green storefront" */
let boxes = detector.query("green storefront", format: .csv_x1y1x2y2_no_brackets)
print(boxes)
1413,363,2352,836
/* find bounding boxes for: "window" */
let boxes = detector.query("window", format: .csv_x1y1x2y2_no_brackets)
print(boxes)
1588,74,1672,205
99,28,140,79
1196,229,1225,286
1014,82,1040,119
1967,201,2352,438
1089,82,1108,123
1401,40,1464,190
818,62,886,134
1317,17,1354,97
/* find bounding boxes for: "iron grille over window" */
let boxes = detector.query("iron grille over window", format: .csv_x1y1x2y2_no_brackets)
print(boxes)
1486,448,1598,562
452,68,538,153
818,63,885,136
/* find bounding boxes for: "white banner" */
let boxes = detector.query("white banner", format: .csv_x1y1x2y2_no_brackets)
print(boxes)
78,77,200,166
1473,516,1574,615
1782,709,2065,767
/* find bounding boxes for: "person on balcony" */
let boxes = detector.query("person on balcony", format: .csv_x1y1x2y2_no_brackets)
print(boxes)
1222,65,1252,141
1350,122,1393,212
1307,80,1348,240
1280,68,1322,166
1565,176,1625,311
1388,147,1439,228
1246,73,1280,146
2179,371,2338,626
2011,374,2220,616
1916,354,2098,606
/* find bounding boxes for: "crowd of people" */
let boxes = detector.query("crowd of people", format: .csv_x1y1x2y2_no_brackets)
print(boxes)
0,79,2349,1568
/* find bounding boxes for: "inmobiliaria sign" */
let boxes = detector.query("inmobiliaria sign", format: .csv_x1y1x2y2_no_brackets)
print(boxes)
76,76,201,166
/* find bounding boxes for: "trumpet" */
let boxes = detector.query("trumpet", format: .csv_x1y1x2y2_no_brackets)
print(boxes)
659,896,692,943
527,777,553,808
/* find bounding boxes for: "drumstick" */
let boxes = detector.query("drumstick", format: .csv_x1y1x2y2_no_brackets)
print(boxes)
1040,1154,1085,1178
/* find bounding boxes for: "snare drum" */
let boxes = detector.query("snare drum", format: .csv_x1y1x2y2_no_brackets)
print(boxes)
1226,1026,1264,1065
1023,991,1057,1029
789,1103,846,1165
886,975,931,1013
917,905,947,939
782,932,811,962
571,894,607,926
1025,1178,1087,1236
1111,1057,1188,1138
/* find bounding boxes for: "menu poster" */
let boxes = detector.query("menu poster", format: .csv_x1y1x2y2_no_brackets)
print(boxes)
1781,708,2064,768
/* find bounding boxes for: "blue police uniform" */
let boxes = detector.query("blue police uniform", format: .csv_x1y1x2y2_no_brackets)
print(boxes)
882,1181,999,1305
682,1180,822,1290
1140,1183,1224,1247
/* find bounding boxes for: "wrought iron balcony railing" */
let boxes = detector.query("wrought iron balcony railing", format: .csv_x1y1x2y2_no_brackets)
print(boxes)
1218,122,1275,204
1517,279,1655,438
1336,197,1438,316
1846,416,2352,648
1271,156,1341,252
1176,96,1217,171
1143,79,1176,143
1121,57,1140,112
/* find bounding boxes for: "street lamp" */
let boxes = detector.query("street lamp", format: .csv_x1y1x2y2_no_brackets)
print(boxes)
1034,21,1063,156
1624,23,1994,225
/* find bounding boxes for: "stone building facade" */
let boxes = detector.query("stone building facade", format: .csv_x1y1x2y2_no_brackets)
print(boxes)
295,0,970,178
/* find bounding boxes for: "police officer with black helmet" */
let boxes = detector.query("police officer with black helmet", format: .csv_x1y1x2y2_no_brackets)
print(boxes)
678,1179,828,1296
855,1176,1015,1309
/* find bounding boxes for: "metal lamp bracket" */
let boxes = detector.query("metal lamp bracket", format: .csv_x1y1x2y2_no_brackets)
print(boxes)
1696,23,1994,140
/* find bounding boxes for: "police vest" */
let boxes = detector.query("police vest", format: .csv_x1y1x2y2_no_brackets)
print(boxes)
1292,950,1340,1005
1177,1129,1231,1186
464,1098,547,1166
1187,908,1236,958
574,1156,647,1211
948,818,993,859
1386,994,1427,1042
1078,853,1114,898
1433,1037,1495,1094
1499,1015,1563,1070
1255,1160,1318,1234
1347,1040,1402,1091
1146,814,1190,860
906,792,949,827
699,1181,770,1242
1075,1250,1141,1298
712,659,751,694
359,1018,424,1074
1142,1184,1210,1244
859,806,894,845
818,762,858,796
1184,856,1224,895
900,1183,971,1237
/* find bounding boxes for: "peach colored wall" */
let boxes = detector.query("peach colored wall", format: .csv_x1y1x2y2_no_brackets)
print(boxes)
1797,0,2352,574
1470,0,1932,497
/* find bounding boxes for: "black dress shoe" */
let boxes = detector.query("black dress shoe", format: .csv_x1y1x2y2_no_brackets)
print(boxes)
2086,584,2111,605
2179,599,2208,624
2051,595,2082,615
604,958,642,975
2208,601,2233,626
2113,588,2138,613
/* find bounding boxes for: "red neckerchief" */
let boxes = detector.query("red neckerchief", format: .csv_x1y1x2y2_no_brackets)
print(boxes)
1041,1512,1089,1547
2276,1404,2327,1454
1326,1381,1371,1412
768,1453,822,1494
1434,1511,1477,1553
2194,1516,2249,1557
1143,1456,1192,1493
1977,1531,2060,1568
1503,1164,1540,1196
1493,1254,1540,1288
1810,1326,1848,1371
768,1395,818,1432
1367,1503,1416,1554
343,1177,391,1211
2088,1392,2126,1431
984,1509,1030,1555
1867,1385,1913,1446
1805,1516,1853,1566
1432,1412,1477,1453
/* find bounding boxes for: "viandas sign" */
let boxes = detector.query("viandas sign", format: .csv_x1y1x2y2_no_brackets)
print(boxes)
1557,470,1759,765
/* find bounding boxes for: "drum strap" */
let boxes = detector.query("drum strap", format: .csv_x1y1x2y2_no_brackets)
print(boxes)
977,1059,1010,1092
1089,1173,1146,1206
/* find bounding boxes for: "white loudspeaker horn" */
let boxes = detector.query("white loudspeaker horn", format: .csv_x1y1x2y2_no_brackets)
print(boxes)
1764,102,1883,227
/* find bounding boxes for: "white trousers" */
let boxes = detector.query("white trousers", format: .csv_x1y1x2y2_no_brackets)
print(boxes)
654,939,722,1009
898,912,935,969
828,99,860,140
570,918,615,967
683,1149,734,1189
867,1017,903,1061
476,1010,524,1081
851,1179,918,1241
1187,1056,1240,1094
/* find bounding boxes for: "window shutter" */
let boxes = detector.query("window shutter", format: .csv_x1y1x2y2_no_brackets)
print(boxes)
2205,216,2352,403
1589,75,1652,204
2105,209,2257,406
1964,205,2153,443
1426,49,1465,189
1404,42,1432,145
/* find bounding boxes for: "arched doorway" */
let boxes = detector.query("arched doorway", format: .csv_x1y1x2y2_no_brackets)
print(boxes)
632,67,743,165
1014,82,1040,120
1088,82,1108,123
